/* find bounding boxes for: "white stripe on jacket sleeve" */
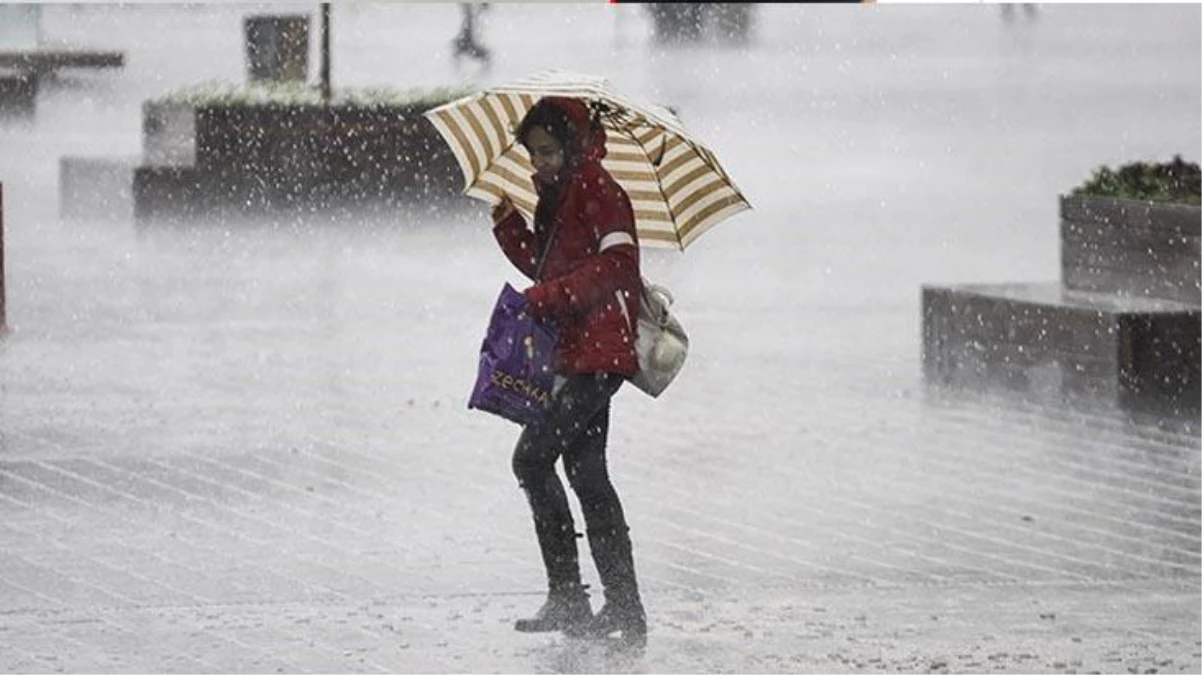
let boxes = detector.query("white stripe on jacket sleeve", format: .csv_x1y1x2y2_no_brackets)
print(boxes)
599,231,635,252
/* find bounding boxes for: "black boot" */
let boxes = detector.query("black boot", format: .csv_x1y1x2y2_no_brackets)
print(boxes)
587,591,646,649
517,485,592,634
584,526,647,648
514,583,593,634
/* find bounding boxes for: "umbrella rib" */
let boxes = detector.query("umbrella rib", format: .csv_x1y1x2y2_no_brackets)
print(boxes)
612,124,685,252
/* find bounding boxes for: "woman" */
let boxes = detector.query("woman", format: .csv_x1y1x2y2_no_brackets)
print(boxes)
490,96,646,648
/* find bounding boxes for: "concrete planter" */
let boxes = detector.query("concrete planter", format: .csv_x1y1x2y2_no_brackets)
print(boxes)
1061,195,1201,306
142,101,196,167
134,101,461,221
195,103,459,205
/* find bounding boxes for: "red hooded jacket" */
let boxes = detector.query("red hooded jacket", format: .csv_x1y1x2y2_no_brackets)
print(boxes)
493,97,642,378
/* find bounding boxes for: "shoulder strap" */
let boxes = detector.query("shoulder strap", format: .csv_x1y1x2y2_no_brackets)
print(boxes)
534,218,562,282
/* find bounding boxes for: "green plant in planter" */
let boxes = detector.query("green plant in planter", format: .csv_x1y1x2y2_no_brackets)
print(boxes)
1071,155,1201,205
151,79,474,109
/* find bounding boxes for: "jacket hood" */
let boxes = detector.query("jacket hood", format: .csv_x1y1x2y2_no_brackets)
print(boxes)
542,96,608,165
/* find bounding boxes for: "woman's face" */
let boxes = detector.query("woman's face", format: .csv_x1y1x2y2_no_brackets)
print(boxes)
524,126,565,185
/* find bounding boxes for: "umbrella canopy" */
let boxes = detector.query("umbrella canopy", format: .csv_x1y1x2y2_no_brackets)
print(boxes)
423,70,750,250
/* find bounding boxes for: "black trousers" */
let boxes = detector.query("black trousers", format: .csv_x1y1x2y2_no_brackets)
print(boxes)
511,372,635,595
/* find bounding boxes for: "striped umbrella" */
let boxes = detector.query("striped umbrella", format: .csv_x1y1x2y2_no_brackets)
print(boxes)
423,70,750,250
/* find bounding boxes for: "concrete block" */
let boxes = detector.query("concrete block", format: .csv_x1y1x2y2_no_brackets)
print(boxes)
59,155,139,221
922,282,1200,420
133,165,268,223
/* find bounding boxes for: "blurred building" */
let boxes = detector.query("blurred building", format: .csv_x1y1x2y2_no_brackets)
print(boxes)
645,3,757,46
0,4,42,50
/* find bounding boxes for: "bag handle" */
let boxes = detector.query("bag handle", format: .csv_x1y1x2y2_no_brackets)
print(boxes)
639,277,674,327
645,281,674,308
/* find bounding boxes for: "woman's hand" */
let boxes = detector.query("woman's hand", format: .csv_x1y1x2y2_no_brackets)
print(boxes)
491,195,517,226
524,283,554,322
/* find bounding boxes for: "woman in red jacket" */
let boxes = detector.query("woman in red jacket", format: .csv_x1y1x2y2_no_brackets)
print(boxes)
491,96,646,648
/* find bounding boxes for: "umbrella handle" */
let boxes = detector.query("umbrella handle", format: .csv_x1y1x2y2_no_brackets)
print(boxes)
491,193,517,224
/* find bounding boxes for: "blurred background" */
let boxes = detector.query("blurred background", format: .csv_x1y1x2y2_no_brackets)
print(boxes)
0,1,1197,465
0,5,1198,672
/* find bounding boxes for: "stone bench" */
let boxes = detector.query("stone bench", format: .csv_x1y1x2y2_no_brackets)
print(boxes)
922,195,1200,426
0,6,124,84
922,283,1199,420
0,51,125,119
0,49,125,76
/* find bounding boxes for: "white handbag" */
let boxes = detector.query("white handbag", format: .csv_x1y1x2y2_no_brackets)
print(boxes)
629,279,689,398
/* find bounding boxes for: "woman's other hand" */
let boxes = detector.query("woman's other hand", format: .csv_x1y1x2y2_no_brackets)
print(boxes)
491,195,516,225
524,284,552,321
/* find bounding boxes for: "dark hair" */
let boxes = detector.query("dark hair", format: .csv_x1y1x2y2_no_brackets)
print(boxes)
516,100,578,163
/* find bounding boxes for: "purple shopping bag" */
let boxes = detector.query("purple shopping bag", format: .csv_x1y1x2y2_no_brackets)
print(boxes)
468,283,557,426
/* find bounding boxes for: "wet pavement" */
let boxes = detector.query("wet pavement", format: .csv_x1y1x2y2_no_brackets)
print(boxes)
0,4,1199,673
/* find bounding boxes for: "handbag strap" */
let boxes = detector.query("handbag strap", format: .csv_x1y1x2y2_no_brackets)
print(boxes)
526,218,561,379
533,217,562,283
